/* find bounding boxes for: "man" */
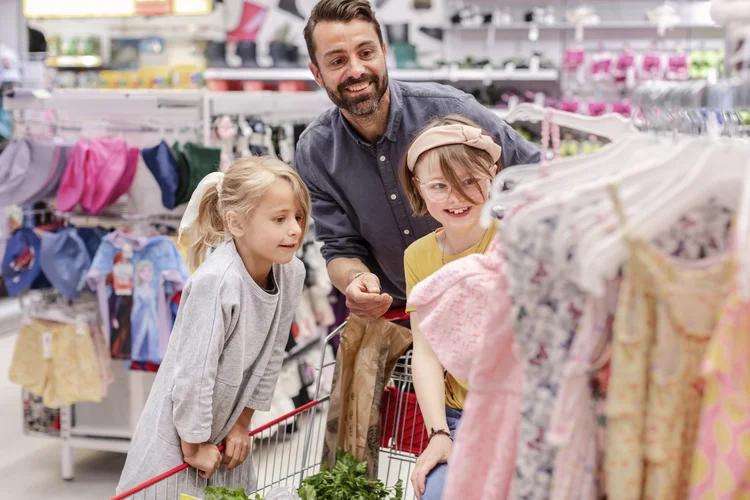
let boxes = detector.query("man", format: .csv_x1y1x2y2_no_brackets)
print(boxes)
296,0,539,321
296,2,539,498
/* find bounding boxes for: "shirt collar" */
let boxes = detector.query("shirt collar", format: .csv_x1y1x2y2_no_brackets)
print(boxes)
337,78,404,146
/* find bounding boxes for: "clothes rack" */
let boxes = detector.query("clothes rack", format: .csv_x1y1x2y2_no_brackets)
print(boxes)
1,88,336,482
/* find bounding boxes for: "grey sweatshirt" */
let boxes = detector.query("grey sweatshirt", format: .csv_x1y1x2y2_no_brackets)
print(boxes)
116,240,305,496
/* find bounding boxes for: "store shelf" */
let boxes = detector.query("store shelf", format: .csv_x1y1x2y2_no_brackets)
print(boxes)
451,22,724,38
204,67,559,82
46,55,104,69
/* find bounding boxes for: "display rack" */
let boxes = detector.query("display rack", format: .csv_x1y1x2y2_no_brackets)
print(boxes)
3,88,336,481
204,67,560,83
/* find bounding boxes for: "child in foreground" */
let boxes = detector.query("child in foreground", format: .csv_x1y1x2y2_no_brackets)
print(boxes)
401,115,501,500
116,157,310,496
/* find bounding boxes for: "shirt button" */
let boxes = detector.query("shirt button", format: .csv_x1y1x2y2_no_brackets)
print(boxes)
390,194,397,200
380,155,386,162
403,229,410,235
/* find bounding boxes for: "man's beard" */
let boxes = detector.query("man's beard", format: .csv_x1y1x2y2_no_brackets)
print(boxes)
324,70,389,116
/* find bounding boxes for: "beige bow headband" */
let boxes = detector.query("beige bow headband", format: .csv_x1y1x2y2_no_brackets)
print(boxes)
406,124,502,171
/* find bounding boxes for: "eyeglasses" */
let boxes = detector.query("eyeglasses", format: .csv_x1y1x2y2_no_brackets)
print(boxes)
415,177,491,203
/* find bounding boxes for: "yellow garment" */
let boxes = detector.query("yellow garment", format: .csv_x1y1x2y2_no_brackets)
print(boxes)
689,287,750,499
605,186,733,500
9,319,102,408
404,226,495,410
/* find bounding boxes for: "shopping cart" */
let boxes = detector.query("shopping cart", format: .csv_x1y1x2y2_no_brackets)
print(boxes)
111,309,425,500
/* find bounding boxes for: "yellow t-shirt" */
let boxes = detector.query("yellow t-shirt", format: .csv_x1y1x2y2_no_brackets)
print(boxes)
404,226,495,410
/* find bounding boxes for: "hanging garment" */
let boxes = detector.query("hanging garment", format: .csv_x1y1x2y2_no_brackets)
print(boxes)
605,186,733,500
9,318,102,408
500,213,587,500
88,319,113,396
87,232,189,363
547,284,616,500
408,237,521,499
690,286,750,499
0,139,59,208
141,141,179,210
405,226,495,410
548,198,734,500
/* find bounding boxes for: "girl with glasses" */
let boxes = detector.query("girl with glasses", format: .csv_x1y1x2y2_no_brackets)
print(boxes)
399,115,501,500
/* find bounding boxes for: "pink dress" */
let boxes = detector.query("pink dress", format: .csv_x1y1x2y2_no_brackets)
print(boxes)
409,237,521,499
689,286,750,499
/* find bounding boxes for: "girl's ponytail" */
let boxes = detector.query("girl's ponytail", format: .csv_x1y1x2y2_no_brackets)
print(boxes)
178,157,311,272
179,172,226,270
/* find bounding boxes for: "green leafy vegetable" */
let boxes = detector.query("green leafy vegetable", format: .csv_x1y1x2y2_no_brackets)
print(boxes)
299,449,404,500
205,485,264,500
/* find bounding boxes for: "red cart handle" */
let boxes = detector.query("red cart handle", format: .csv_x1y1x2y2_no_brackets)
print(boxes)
382,308,409,322
343,308,409,323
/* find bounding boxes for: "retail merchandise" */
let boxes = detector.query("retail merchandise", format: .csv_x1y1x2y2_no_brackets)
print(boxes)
1,90,339,482
406,98,750,500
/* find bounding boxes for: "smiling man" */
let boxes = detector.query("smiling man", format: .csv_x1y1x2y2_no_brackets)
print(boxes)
296,0,540,320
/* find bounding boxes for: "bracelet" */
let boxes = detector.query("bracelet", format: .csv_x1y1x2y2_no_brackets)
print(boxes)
352,271,366,282
428,428,453,443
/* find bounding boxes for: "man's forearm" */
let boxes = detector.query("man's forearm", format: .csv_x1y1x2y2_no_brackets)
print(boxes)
327,257,370,294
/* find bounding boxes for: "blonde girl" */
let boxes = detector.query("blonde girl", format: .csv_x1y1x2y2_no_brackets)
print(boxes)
117,157,310,497
400,115,501,500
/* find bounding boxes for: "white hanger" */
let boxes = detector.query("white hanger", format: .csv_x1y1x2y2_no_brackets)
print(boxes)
483,108,644,227
580,138,750,294
505,103,636,141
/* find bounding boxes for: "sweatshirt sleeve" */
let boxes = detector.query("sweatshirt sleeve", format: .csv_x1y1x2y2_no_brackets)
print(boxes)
171,273,234,443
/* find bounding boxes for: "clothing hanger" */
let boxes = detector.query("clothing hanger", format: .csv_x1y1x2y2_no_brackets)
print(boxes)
580,138,750,294
573,111,727,271
484,109,646,227
505,103,636,141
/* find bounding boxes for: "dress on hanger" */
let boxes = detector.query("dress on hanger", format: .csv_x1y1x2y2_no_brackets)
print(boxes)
549,197,733,500
605,186,733,500
408,237,521,499
500,212,587,500
690,286,750,499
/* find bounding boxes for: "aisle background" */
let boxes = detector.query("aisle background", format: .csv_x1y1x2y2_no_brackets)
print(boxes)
0,324,126,498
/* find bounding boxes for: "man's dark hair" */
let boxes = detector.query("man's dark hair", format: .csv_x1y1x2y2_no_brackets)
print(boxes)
303,0,384,67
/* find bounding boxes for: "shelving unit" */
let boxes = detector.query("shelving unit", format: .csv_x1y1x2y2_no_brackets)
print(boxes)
204,67,559,83
449,21,723,37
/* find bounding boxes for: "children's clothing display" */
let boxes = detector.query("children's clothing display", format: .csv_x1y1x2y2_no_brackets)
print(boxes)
403,104,750,500
87,231,189,363
116,240,305,496
409,237,521,499
404,226,495,410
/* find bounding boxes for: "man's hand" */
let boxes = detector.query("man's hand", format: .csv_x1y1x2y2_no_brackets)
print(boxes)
411,436,452,500
222,422,252,470
345,272,392,319
183,443,222,479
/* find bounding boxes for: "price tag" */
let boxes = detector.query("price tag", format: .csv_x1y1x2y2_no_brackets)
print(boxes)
179,495,202,500
42,332,53,359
